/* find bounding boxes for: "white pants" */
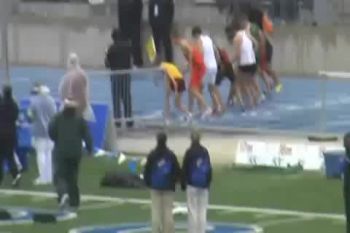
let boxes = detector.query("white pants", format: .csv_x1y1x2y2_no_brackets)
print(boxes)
34,138,53,184
186,185,209,233
151,190,174,233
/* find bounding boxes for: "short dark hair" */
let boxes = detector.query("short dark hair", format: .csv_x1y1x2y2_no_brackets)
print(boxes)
111,28,124,42
157,132,167,146
191,26,202,37
238,14,249,30
191,130,201,143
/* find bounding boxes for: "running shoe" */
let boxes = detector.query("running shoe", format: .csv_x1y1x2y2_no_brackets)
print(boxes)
201,108,212,120
181,112,193,123
275,83,283,93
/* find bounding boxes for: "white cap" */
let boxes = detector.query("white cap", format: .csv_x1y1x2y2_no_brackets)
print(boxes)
39,85,50,94
67,52,80,69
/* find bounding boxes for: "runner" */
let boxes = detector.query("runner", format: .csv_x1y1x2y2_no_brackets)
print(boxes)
231,16,258,109
248,7,282,93
160,62,191,122
172,29,211,119
191,26,224,115
214,46,236,107
247,21,268,101
262,11,282,93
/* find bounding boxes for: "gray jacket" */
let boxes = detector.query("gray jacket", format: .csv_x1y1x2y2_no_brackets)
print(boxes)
29,93,57,138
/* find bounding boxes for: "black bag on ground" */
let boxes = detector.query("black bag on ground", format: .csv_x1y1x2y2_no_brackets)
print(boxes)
100,171,146,189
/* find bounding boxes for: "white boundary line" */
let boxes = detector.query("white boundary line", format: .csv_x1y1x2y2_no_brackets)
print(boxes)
80,201,124,211
258,216,314,227
0,189,344,221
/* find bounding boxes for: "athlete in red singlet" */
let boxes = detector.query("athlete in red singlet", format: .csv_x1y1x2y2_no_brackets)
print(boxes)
190,45,206,90
172,30,211,118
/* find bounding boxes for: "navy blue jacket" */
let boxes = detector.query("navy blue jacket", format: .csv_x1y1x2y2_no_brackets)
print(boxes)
181,142,212,190
144,145,181,191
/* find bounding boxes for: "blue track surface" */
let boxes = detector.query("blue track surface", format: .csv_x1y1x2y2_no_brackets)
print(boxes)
8,67,350,133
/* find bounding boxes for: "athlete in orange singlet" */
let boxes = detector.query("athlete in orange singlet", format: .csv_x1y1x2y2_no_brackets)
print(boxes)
172,30,211,118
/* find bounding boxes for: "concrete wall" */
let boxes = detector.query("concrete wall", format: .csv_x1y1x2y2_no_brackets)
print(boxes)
5,21,350,75
3,1,350,75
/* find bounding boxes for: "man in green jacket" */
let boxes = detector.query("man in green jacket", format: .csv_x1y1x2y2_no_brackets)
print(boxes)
49,99,93,212
344,132,350,233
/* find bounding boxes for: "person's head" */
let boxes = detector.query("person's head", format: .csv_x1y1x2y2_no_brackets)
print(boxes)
238,14,249,30
3,85,13,101
191,130,201,145
247,6,263,29
225,24,235,43
31,82,41,95
67,52,80,70
191,26,202,39
344,133,350,155
156,131,167,148
40,85,51,95
111,28,125,42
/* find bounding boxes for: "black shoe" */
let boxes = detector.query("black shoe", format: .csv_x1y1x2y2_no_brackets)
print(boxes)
11,174,21,187
126,121,134,128
115,122,122,128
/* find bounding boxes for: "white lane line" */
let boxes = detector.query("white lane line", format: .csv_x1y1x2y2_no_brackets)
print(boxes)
80,201,123,211
259,216,314,227
0,189,344,221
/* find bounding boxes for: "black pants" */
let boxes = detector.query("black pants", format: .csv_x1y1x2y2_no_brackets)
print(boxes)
111,74,133,126
120,22,143,66
0,140,18,184
54,156,81,208
345,164,350,233
151,25,173,62
129,26,143,67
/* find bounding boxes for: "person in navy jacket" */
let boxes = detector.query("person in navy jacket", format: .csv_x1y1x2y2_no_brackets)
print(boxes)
144,132,180,233
181,131,212,233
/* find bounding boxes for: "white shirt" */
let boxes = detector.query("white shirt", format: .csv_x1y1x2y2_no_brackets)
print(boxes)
237,30,256,66
200,35,217,70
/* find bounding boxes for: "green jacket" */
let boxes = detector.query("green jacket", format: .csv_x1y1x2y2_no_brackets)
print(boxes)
49,111,93,159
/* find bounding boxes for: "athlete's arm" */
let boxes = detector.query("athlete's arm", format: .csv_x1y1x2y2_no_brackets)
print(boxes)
232,34,242,64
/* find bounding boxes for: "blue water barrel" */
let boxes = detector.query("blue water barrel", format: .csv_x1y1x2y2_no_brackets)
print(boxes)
323,151,346,179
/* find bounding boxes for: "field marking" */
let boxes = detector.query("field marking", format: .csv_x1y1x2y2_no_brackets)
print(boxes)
259,216,314,227
216,209,243,216
80,201,123,211
0,189,344,221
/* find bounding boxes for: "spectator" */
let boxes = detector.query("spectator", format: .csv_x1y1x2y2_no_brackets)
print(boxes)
118,0,143,67
149,0,175,62
0,85,21,187
49,99,93,212
143,132,181,233
105,29,133,128
59,53,95,122
29,84,57,185
181,131,212,233
344,132,350,233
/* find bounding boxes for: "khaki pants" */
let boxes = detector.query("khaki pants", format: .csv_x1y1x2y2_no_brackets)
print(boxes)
151,190,174,233
186,185,209,233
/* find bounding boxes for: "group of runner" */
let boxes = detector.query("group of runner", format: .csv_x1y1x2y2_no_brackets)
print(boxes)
160,6,282,122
